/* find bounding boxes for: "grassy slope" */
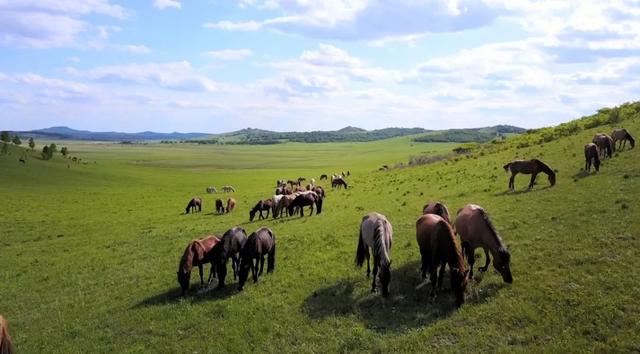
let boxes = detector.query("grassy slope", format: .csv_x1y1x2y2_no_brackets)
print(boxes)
0,118,638,353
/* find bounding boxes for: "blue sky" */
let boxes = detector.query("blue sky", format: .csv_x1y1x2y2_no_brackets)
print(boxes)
1,0,639,133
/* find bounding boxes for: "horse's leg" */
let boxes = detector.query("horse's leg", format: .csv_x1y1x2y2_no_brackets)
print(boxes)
267,245,275,273
365,247,371,278
259,254,266,276
528,173,537,189
231,254,238,280
437,259,446,288
198,264,204,287
429,266,438,299
371,256,379,293
266,208,270,219
478,248,491,272
420,250,428,279
252,257,259,282
464,243,475,279
309,203,314,216
509,173,515,190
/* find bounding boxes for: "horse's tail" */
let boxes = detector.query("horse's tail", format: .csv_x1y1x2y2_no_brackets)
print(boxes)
503,163,511,173
355,225,366,268
627,130,635,148
375,219,391,267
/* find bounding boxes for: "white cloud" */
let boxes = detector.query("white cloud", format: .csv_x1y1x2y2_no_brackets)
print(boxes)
153,0,181,10
122,44,152,54
202,49,253,60
203,20,263,31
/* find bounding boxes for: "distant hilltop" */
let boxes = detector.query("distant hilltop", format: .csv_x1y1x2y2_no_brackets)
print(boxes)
5,124,526,144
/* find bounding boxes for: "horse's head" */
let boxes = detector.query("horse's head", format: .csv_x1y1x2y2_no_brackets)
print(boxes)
548,173,556,186
380,261,391,297
249,209,256,221
594,159,600,172
503,163,510,172
450,267,469,307
237,257,251,291
494,247,513,283
177,271,190,295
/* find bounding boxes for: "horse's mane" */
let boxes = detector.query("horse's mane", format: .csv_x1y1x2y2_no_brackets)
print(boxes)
532,159,554,176
439,219,464,271
478,208,509,262
374,219,391,267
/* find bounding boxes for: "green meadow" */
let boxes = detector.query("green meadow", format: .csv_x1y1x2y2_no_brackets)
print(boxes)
1,114,639,352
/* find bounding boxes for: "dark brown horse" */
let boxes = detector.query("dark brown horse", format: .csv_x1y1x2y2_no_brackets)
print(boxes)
249,199,273,221
503,159,556,191
238,227,276,291
176,236,223,295
416,214,468,306
356,212,393,297
332,177,348,189
312,186,325,199
593,133,614,158
0,315,13,354
288,191,323,217
185,197,202,214
584,143,600,172
422,201,451,224
275,186,291,195
455,204,512,283
320,174,328,180
215,199,224,214
226,197,236,213
274,194,296,218
216,226,248,288
611,128,635,150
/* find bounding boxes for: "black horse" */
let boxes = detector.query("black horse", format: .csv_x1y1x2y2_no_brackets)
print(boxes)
288,192,323,217
185,197,202,214
238,227,276,291
249,199,273,221
215,226,248,288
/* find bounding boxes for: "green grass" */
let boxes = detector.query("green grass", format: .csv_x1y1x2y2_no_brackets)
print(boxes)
0,117,639,353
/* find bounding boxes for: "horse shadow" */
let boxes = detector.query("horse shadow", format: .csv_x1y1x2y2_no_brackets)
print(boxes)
572,170,594,180
133,282,237,308
302,261,505,333
493,185,552,196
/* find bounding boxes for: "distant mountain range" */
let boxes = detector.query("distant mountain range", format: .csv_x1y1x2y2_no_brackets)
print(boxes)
6,124,526,144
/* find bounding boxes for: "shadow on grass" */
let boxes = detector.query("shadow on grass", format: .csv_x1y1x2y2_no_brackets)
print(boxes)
493,185,553,196
134,281,239,308
572,170,595,180
302,261,506,333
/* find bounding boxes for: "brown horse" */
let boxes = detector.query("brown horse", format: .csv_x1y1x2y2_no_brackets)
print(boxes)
312,186,326,199
215,199,224,214
0,315,13,354
503,159,556,191
416,214,468,306
611,128,635,150
226,197,236,213
249,199,273,221
176,236,223,295
584,143,600,172
238,227,276,291
455,204,512,283
422,201,451,224
332,177,348,189
356,212,393,296
288,191,323,217
593,133,614,158
274,194,297,218
217,226,248,288
185,197,202,214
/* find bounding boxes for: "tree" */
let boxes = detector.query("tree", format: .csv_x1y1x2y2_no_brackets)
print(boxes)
61,146,68,157
41,145,51,160
28,138,35,151
12,135,21,146
0,131,9,143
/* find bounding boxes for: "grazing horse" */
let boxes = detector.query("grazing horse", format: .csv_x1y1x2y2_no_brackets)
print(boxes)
312,186,325,199
332,177,348,189
226,197,236,213
238,227,276,291
176,236,223,295
320,174,328,181
288,191,323,217
206,186,217,194
416,214,469,306
272,194,284,218
185,197,202,214
221,185,236,193
217,227,248,288
503,159,556,191
214,199,224,214
611,128,635,150
455,204,512,284
593,134,615,158
584,143,601,172
287,179,299,188
249,199,273,221
356,212,393,296
275,194,297,218
0,315,13,354
422,201,451,224
297,177,306,184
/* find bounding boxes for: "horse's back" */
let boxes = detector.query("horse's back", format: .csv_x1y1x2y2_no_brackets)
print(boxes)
361,212,391,248
254,227,275,253
454,204,483,242
423,201,451,224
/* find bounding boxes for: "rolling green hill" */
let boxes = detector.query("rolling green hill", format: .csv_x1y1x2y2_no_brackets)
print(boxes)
0,102,638,352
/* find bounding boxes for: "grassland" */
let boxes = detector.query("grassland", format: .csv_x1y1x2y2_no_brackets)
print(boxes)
0,115,639,353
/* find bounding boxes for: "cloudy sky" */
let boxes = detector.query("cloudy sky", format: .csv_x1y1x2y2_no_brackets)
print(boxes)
1,1,639,133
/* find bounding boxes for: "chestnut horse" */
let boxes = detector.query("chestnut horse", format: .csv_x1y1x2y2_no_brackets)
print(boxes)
593,133,615,158
312,186,326,199
611,128,635,150
249,199,273,221
356,212,393,296
238,227,276,291
422,201,451,224
176,236,223,295
226,197,236,213
216,226,248,288
584,143,600,172
416,214,468,306
503,159,556,191
215,199,224,214
275,194,296,218
185,197,202,214
0,315,13,354
288,191,323,217
332,177,348,189
455,204,512,283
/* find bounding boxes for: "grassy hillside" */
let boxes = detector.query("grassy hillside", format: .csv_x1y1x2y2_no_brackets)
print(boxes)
0,107,638,352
